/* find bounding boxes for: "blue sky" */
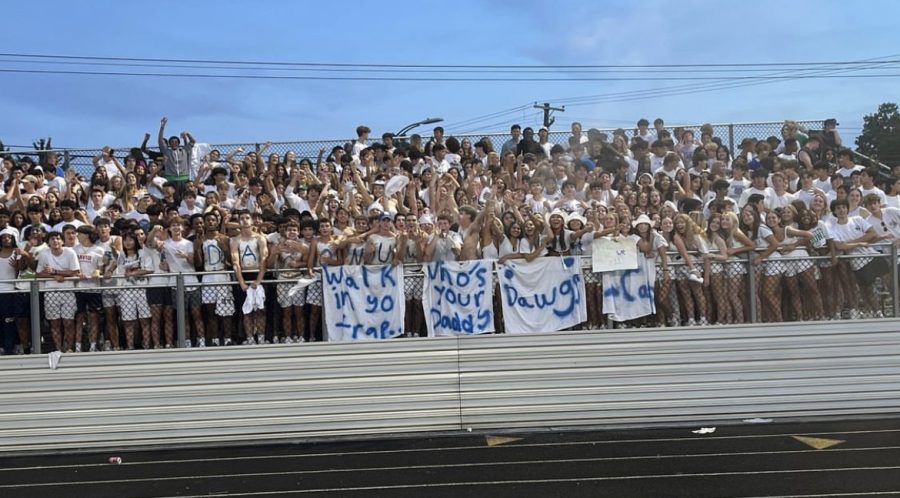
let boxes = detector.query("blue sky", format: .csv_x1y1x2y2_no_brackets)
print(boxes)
1,0,898,151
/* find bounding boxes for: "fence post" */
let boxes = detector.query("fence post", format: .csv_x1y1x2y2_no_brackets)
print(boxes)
29,281,41,354
746,253,758,323
892,244,899,318
728,124,735,155
175,274,186,347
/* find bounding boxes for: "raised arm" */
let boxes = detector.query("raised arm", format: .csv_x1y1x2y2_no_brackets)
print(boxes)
158,117,168,151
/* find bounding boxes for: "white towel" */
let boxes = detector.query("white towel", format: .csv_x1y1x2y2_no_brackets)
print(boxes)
241,285,266,314
287,276,317,297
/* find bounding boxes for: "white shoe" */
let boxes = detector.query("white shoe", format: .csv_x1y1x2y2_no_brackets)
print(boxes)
197,338,206,348
875,310,885,318
211,338,220,347
686,319,697,327
687,270,704,284
243,336,256,345
849,309,863,319
102,341,112,352
184,339,192,348
74,342,82,353
13,344,23,355
224,337,232,346
89,342,97,352
257,334,268,345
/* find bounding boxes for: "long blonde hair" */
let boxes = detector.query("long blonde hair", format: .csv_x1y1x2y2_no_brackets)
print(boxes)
674,212,705,250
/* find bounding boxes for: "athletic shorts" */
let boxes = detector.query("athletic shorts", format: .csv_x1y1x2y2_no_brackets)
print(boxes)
44,291,77,321
117,288,151,321
75,292,103,313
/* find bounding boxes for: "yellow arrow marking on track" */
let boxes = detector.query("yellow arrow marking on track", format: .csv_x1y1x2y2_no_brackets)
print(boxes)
485,436,523,447
792,435,846,450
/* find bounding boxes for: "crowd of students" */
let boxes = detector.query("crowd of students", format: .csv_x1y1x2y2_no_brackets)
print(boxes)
0,117,898,354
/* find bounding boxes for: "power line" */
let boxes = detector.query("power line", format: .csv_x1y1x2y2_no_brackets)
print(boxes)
543,54,900,106
1,68,899,82
541,57,899,108
2,52,900,69
441,104,533,130
4,57,900,74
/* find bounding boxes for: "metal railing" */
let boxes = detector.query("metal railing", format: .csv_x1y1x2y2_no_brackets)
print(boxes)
4,120,826,178
2,243,896,355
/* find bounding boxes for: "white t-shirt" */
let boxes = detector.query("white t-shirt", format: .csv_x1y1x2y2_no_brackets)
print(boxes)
766,191,796,212
868,207,900,241
163,238,198,284
52,219,85,233
36,247,80,289
859,186,887,206
96,158,121,179
0,252,17,291
836,165,864,178
74,244,104,289
826,216,877,270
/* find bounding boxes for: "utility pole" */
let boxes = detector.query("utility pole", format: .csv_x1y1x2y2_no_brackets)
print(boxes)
533,102,565,129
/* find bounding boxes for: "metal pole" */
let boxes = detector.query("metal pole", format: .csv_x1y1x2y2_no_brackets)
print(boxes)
746,253,758,323
175,274,186,347
892,244,899,318
29,281,41,354
728,124,735,155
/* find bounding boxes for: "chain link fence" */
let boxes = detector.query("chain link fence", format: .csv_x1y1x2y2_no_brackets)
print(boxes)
2,244,896,355
7,120,826,178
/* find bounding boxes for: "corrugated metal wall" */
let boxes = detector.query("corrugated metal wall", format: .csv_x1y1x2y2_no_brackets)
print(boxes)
1,319,898,454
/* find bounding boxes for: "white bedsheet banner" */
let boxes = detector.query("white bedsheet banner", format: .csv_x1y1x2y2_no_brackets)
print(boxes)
602,250,658,322
423,260,495,337
497,257,587,334
323,264,405,341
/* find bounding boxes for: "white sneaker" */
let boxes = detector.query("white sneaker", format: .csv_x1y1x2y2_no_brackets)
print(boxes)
211,338,220,347
197,338,206,348
687,271,704,284
13,344,23,355
295,336,305,343
257,334,268,345
224,338,232,346
74,342,82,353
184,339,192,348
686,319,697,327
849,309,863,320
875,310,885,318
102,341,112,352
243,336,256,346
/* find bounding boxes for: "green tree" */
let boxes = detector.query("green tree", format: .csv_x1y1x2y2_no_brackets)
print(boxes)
855,102,900,164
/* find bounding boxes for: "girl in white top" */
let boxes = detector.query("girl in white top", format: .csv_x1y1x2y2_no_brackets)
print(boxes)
632,215,669,327
116,231,152,349
671,213,709,326
777,206,824,320
740,203,783,323
711,212,755,324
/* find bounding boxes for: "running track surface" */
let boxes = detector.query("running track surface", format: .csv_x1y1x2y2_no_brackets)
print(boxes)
1,418,899,497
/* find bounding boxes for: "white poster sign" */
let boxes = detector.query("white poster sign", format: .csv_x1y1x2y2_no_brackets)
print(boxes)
592,237,639,272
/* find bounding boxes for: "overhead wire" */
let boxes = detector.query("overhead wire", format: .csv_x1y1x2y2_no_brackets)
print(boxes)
1,52,899,69
1,67,899,82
